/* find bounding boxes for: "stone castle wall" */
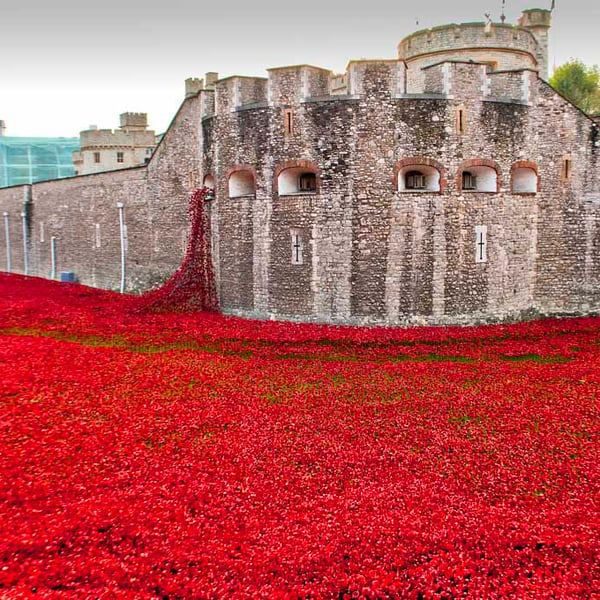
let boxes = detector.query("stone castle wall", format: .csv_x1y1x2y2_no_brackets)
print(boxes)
201,61,600,325
0,95,201,292
1,29,599,326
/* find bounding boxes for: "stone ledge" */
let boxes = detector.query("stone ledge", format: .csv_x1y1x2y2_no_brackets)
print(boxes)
483,97,529,105
394,94,448,100
301,95,360,104
235,102,269,112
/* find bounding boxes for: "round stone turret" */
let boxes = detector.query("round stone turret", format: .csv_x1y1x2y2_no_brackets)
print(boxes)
398,8,551,78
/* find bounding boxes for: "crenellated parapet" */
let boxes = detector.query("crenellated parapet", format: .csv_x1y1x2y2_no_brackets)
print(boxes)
215,76,268,114
267,65,331,106
205,56,541,116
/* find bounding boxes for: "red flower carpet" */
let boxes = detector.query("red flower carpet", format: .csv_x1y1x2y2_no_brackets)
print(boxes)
0,273,599,598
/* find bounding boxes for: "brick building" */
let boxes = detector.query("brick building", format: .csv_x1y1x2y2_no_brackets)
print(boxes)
1,7,600,326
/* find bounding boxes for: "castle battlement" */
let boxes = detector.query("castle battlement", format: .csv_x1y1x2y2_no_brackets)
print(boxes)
197,7,552,120
200,58,539,121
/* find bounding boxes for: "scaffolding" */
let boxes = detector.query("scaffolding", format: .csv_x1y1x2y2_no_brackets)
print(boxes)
0,137,79,188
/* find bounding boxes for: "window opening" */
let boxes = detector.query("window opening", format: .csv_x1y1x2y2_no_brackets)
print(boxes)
405,170,426,190
117,152,124,163
298,172,316,193
512,167,538,193
94,152,101,164
462,171,477,190
228,170,255,198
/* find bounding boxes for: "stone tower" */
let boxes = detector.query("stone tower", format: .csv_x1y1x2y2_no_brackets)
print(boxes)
518,8,552,80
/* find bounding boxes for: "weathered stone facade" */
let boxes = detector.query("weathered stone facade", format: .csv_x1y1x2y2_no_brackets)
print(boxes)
1,8,600,325
72,113,157,176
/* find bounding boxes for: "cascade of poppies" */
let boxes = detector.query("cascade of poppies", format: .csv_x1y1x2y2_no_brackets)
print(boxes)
138,187,219,313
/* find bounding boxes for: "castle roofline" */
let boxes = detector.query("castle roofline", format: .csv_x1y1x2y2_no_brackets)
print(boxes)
399,21,537,46
347,59,398,65
345,58,399,70
266,64,331,73
216,75,268,84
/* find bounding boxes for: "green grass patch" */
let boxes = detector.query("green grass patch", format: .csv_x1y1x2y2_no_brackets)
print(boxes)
498,353,571,364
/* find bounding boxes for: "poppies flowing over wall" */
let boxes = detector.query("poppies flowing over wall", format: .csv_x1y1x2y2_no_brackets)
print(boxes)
139,187,219,313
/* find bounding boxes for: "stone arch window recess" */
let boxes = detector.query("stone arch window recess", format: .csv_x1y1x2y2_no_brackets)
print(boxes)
276,160,321,196
203,174,215,189
511,161,539,194
458,160,500,193
394,158,445,194
227,167,256,198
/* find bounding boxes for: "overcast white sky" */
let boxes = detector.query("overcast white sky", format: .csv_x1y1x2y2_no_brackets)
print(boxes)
1,0,598,137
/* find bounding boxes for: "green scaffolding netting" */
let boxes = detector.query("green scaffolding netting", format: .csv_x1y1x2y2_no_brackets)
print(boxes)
0,137,80,188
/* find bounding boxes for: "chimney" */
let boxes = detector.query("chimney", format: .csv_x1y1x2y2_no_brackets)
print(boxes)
0,120,6,137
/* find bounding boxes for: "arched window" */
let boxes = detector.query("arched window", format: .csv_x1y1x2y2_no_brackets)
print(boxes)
203,174,215,189
278,167,319,196
398,165,441,192
511,162,539,194
458,162,499,193
228,170,255,198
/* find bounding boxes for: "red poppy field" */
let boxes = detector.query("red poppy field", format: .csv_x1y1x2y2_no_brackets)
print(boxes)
1,273,599,599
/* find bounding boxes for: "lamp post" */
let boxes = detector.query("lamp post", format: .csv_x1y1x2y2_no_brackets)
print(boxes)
50,236,57,280
117,202,126,293
21,211,28,275
3,212,10,273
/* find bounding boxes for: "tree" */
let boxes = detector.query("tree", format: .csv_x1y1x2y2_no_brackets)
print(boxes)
549,60,600,115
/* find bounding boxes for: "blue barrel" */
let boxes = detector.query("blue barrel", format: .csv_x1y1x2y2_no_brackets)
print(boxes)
60,271,77,283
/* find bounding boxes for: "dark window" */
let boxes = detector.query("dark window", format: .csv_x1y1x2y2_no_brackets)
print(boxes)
284,109,294,136
462,171,477,190
298,172,316,193
563,158,572,180
117,152,124,163
94,152,101,163
405,170,426,190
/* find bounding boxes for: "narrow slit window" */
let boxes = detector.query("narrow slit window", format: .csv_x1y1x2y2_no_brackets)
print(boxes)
475,226,487,263
94,152,101,163
284,109,294,137
291,229,303,265
457,107,466,134
563,158,572,181
40,222,45,243
117,152,124,163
